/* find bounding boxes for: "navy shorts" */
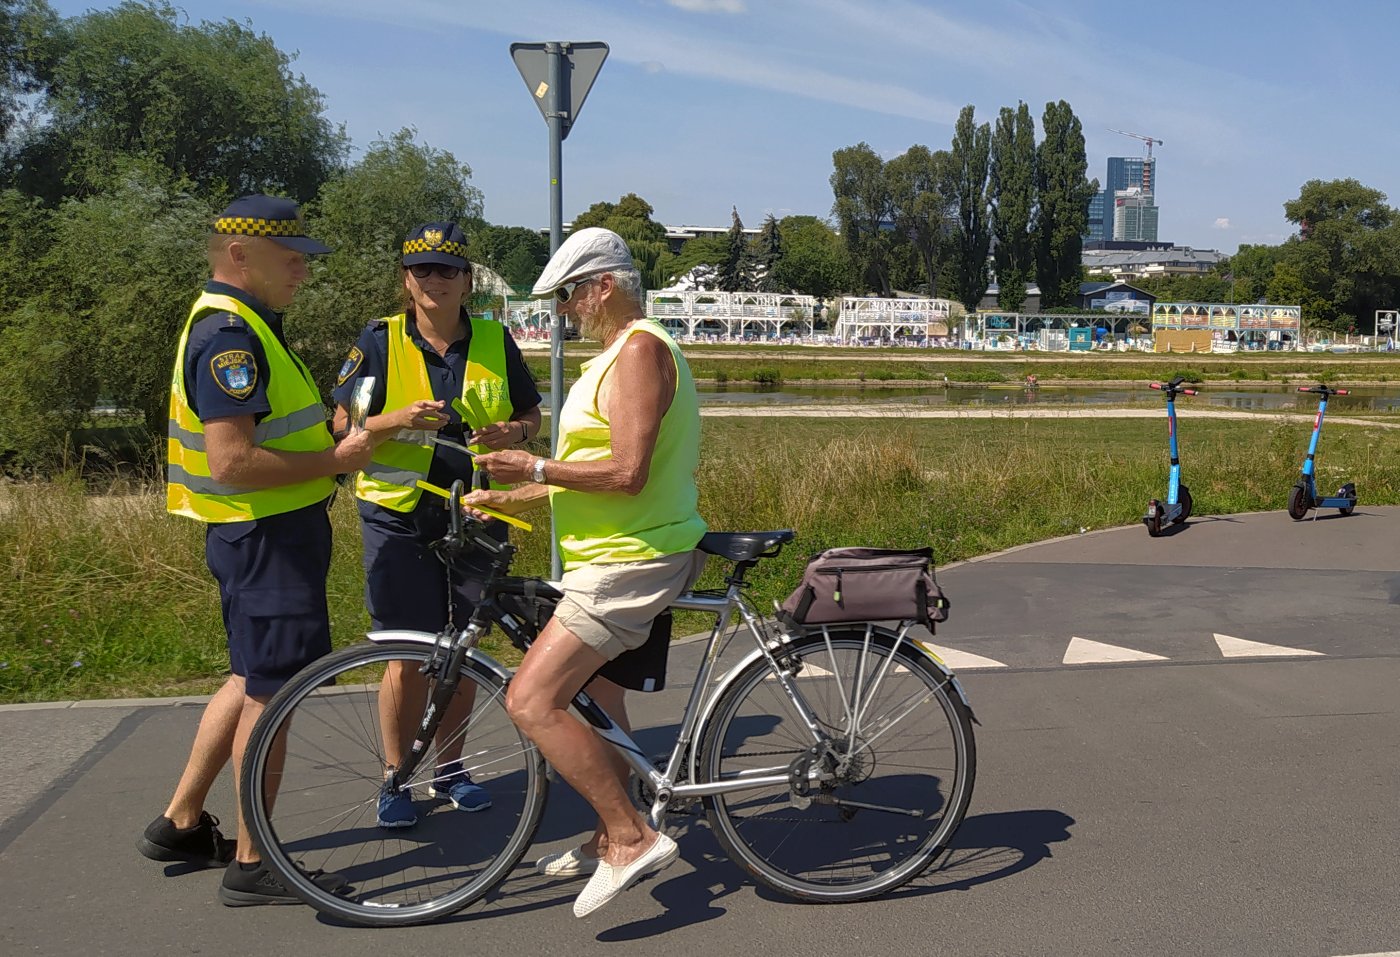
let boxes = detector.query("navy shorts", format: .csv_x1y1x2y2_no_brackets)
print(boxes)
359,498,504,632
205,502,333,697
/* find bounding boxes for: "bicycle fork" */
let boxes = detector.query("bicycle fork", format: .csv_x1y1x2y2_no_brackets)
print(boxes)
384,621,487,793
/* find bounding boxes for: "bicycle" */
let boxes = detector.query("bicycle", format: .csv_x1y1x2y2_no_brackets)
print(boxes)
240,480,977,926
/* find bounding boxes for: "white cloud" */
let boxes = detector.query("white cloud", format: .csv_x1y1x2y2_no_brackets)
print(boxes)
1214,217,1231,230
667,0,746,11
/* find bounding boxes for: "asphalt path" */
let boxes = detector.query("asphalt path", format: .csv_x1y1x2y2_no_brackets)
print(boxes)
1,508,1397,957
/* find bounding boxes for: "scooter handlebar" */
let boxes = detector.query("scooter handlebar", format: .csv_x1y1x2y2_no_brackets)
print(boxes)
1297,385,1349,396
1181,388,1198,395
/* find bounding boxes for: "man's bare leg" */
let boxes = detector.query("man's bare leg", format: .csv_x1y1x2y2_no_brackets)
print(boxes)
163,675,244,827
507,622,658,869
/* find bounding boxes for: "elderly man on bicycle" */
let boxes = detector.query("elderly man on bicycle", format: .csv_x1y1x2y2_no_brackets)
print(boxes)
466,227,707,917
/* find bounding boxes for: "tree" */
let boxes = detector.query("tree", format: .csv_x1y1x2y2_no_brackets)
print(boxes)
666,233,728,287
569,192,673,290
989,103,1036,311
0,162,216,467
1034,100,1097,309
1224,243,1285,303
0,0,56,149
886,145,953,297
468,224,548,292
8,1,347,202
772,215,852,300
293,129,483,392
830,142,892,296
947,105,992,312
716,206,752,292
753,213,783,291
1280,178,1399,334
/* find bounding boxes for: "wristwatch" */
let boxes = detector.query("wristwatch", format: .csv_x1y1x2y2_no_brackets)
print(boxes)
532,457,547,484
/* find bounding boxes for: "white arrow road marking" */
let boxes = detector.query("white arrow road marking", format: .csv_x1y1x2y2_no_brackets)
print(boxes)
1063,637,1169,665
917,643,1008,670
1213,633,1325,658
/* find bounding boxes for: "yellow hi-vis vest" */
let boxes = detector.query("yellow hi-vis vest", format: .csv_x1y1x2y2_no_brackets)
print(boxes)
167,291,335,523
354,313,513,512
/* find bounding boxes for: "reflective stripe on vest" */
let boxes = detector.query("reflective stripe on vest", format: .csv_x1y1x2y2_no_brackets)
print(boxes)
354,314,513,512
166,291,335,523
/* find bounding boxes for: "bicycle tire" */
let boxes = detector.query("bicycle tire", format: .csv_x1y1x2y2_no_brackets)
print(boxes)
696,626,975,902
240,640,547,926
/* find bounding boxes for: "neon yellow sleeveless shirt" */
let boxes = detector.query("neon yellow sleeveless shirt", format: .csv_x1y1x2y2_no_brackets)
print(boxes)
550,319,706,569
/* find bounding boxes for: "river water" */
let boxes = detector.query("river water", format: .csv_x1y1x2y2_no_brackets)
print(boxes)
695,383,1400,413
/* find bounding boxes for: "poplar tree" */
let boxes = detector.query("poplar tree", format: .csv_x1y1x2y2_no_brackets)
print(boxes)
1034,100,1097,308
990,102,1036,311
948,105,992,312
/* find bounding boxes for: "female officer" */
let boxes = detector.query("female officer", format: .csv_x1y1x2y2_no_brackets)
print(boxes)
331,222,542,827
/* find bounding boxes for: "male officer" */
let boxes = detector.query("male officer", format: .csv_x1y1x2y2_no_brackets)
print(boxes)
138,194,375,906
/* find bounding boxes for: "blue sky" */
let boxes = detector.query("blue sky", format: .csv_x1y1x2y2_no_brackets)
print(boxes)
49,0,1400,252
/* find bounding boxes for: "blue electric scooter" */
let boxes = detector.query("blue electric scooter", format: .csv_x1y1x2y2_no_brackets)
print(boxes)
1287,384,1356,520
1143,376,1196,537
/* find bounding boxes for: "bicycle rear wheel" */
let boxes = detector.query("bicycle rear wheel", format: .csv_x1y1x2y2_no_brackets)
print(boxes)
697,626,975,902
240,640,547,926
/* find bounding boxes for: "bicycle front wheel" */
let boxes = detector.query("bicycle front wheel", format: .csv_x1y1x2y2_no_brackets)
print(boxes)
697,626,976,902
241,640,547,926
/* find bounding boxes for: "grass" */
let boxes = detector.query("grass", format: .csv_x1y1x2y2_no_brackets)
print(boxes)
3,415,1400,703
524,347,1400,387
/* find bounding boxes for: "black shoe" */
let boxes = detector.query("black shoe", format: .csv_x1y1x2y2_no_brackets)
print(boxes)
137,812,235,868
218,859,350,907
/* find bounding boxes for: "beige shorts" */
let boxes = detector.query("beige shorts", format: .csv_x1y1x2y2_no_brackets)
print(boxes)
555,550,708,660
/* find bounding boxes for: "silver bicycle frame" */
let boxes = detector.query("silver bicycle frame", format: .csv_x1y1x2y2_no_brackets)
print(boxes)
573,578,834,827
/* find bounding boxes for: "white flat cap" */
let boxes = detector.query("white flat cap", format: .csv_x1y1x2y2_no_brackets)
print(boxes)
531,227,636,297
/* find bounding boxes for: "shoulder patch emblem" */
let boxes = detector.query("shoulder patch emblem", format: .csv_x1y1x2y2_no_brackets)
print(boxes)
336,346,364,387
211,349,257,400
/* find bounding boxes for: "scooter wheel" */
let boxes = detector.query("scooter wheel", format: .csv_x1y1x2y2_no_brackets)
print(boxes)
1339,483,1356,517
1144,500,1164,537
1173,485,1192,524
1286,484,1311,521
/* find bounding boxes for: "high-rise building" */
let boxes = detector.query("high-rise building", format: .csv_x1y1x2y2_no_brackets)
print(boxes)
1086,155,1159,242
1112,187,1159,242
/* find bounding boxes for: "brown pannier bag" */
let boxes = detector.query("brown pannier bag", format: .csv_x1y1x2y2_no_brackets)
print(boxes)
778,547,950,629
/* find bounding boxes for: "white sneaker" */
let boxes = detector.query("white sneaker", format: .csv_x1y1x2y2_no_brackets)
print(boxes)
535,846,600,878
571,831,679,918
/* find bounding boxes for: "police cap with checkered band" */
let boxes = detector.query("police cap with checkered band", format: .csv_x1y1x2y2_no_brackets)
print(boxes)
211,194,331,255
401,222,470,269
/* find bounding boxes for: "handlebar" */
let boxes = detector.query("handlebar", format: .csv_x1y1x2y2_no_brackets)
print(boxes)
1149,379,1197,397
1297,384,1349,396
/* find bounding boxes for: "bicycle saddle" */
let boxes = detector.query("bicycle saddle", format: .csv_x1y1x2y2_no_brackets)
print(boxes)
698,530,795,562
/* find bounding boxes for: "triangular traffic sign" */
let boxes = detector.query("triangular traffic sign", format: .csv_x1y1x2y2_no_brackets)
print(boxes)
510,41,609,140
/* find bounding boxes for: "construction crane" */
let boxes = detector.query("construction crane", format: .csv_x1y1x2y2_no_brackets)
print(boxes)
1108,129,1163,157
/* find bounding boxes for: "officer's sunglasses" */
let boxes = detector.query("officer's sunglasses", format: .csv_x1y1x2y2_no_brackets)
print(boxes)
555,276,597,304
408,263,464,280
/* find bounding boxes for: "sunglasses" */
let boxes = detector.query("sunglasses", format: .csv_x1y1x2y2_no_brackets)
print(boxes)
555,276,597,304
408,263,464,280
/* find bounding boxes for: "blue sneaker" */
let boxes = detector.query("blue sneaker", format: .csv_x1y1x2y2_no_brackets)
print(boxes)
428,762,492,812
376,781,417,828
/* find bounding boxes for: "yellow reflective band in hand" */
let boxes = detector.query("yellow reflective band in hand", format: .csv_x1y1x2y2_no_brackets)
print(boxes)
452,393,490,430
415,480,533,532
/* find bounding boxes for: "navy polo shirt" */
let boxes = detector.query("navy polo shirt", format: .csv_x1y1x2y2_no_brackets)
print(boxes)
331,310,541,492
182,280,330,539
